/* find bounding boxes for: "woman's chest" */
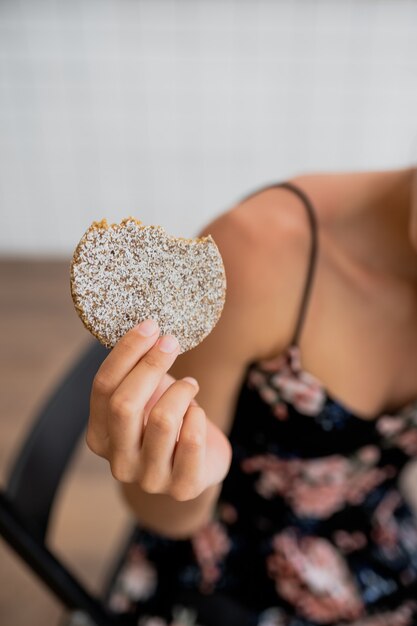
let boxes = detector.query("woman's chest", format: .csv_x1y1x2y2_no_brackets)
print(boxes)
297,254,417,420
234,366,417,461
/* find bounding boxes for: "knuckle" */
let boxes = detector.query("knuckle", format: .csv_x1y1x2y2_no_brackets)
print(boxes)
85,425,108,457
178,379,199,393
109,458,135,483
138,472,164,495
142,349,163,370
118,329,148,352
119,333,139,350
109,395,135,420
148,406,175,434
169,480,200,502
180,431,204,451
92,373,112,397
85,428,99,453
187,405,206,420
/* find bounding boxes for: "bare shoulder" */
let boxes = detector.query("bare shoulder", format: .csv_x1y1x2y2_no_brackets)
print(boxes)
197,180,319,361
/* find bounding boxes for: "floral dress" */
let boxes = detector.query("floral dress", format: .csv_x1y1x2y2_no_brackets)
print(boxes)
106,182,417,626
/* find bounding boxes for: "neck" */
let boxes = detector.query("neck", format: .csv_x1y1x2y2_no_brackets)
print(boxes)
333,167,417,285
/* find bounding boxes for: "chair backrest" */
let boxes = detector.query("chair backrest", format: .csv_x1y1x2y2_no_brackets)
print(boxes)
5,340,108,541
0,340,124,625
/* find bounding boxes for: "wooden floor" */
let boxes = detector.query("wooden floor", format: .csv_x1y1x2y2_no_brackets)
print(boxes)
0,259,130,626
1,259,417,625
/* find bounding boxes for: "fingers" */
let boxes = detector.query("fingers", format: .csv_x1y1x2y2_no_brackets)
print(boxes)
137,377,200,492
87,319,161,451
169,403,207,501
93,318,161,399
107,334,181,461
143,372,176,425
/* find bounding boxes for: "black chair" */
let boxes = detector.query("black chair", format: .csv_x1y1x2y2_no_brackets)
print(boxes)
0,341,138,626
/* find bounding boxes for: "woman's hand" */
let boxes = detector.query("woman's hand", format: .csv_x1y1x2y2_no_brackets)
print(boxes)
86,318,232,501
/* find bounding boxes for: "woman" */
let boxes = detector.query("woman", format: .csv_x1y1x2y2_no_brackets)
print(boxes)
87,167,417,625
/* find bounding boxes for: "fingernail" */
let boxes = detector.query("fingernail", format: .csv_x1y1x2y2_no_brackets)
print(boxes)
157,335,179,353
182,377,199,389
137,319,159,336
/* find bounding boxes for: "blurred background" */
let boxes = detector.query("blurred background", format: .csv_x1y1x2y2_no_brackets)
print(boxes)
1,0,417,624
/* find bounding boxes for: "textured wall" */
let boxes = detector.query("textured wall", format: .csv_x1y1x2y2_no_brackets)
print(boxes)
1,0,417,255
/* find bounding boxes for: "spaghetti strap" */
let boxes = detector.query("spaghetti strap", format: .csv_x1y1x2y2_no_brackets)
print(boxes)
238,180,319,347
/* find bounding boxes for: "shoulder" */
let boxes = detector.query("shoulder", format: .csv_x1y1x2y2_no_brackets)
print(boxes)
202,177,318,279
196,178,320,361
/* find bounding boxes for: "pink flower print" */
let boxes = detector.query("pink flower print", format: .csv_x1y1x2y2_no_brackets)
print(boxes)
240,454,302,501
295,449,394,517
217,502,238,525
138,606,202,626
401,403,417,426
356,446,380,465
271,371,326,416
377,408,417,456
241,447,394,519
290,456,352,518
259,385,281,405
371,490,403,559
247,367,289,420
370,490,417,574
299,454,348,482
138,618,168,626
266,530,364,623
343,600,417,626
190,519,231,594
377,416,406,438
107,591,133,613
344,466,397,508
249,346,326,418
267,346,326,416
333,530,368,554
248,368,268,388
272,402,289,420
395,429,417,455
108,544,158,611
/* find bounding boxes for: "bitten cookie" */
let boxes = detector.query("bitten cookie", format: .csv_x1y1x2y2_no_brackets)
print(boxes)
70,217,227,353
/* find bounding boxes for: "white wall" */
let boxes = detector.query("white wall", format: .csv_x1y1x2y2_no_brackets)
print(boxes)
1,0,417,256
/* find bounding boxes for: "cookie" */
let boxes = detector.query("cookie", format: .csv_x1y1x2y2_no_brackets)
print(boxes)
70,217,227,353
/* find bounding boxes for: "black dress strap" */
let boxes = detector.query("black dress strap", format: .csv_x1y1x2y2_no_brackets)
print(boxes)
238,180,319,347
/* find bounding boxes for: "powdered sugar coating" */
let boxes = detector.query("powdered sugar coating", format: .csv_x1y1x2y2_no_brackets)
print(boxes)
70,218,227,352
